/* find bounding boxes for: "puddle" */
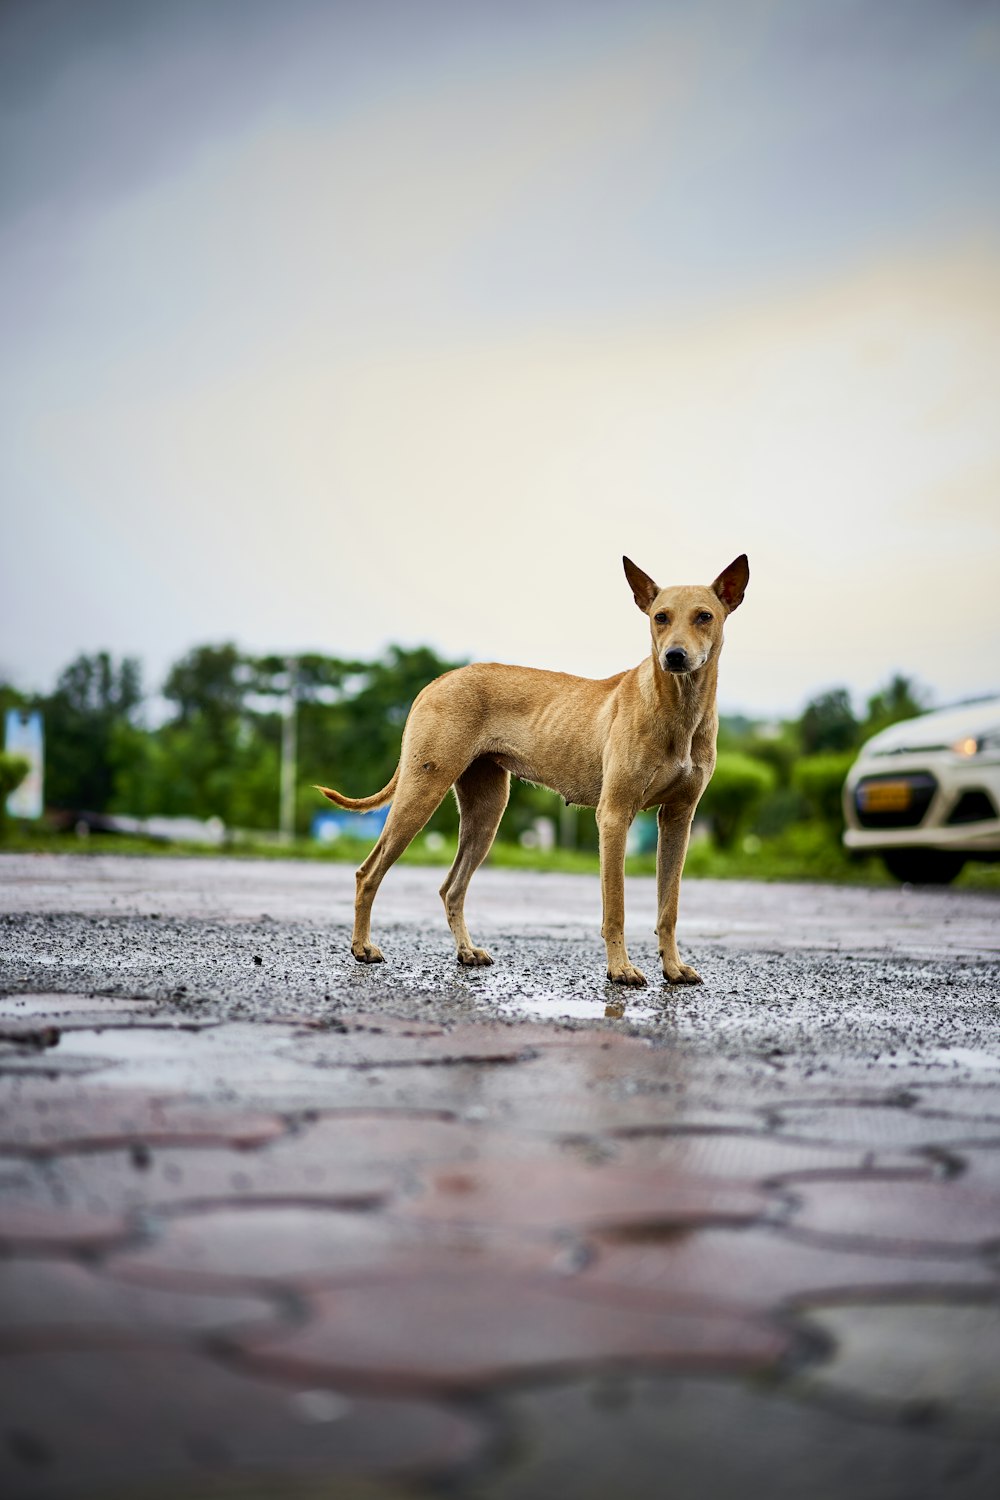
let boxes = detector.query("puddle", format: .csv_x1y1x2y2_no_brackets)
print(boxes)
39,1026,212,1063
32,1022,329,1093
930,1046,1000,1075
795,1302,1000,1432
492,993,666,1025
0,993,158,1018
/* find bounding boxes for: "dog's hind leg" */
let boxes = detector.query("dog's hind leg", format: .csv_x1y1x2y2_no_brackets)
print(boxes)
351,766,455,963
440,756,510,966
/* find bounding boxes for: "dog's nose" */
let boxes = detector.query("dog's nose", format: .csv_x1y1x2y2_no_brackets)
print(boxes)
664,648,688,672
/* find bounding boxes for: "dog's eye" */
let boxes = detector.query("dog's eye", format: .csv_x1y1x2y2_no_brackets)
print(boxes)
696,611,713,624
654,611,668,625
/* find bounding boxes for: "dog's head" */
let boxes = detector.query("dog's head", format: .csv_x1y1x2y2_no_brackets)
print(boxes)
622,554,748,676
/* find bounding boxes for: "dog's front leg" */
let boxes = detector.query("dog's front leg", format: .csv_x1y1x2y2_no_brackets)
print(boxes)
597,792,645,986
656,805,702,984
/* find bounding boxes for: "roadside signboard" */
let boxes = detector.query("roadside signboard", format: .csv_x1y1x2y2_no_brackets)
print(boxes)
4,709,44,819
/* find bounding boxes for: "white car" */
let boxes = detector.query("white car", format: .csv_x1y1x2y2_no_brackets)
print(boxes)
842,696,1000,883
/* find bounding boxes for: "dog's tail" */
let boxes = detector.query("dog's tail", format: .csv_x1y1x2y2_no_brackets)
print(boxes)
313,766,399,812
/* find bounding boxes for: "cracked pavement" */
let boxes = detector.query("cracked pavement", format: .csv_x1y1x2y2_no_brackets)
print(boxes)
1,852,999,1499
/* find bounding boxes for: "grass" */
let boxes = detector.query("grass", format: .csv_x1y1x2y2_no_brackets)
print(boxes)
2,822,999,889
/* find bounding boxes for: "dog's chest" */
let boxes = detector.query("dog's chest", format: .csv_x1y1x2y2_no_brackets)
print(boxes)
641,756,701,808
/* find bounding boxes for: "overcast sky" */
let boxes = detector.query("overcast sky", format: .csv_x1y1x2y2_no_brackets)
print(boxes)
2,0,998,717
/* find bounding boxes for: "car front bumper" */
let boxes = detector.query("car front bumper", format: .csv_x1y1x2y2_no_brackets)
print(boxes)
842,752,1000,858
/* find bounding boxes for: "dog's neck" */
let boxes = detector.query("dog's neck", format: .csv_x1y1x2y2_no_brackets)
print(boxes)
642,647,721,754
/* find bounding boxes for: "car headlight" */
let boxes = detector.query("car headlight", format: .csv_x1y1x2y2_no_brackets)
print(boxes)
952,731,1000,756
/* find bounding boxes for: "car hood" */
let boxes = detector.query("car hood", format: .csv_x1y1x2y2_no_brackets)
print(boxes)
861,698,1000,757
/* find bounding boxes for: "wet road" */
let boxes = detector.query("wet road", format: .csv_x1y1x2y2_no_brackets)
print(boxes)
1,853,1000,1498
2,852,998,1062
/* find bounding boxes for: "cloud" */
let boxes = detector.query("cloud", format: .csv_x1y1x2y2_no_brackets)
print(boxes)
5,238,997,712
2,1,998,712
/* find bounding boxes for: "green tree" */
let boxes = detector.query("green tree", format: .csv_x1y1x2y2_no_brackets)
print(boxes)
113,642,471,837
144,643,278,827
863,674,928,738
163,644,247,742
799,688,858,754
300,645,466,836
43,652,143,810
0,681,29,722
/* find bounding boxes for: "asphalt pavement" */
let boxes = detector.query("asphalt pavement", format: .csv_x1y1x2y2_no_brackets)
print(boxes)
1,852,999,1499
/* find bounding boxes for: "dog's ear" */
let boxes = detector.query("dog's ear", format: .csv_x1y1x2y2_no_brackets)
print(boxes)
623,556,659,613
711,554,749,613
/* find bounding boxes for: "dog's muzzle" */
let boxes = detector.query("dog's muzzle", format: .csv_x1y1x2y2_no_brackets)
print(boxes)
664,648,689,673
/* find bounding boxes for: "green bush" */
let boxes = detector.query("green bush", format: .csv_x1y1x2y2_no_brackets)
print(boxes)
791,751,855,832
0,752,30,836
700,752,776,849
751,785,811,838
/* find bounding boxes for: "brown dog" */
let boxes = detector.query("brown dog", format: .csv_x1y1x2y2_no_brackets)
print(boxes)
318,554,748,986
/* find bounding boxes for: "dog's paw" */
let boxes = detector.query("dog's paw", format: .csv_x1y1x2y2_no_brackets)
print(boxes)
458,946,494,967
352,942,384,964
607,961,647,987
662,961,702,985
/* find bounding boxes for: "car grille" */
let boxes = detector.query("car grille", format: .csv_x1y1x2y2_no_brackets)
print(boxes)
854,773,938,829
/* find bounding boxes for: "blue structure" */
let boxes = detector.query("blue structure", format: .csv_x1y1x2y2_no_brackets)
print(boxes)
312,806,390,845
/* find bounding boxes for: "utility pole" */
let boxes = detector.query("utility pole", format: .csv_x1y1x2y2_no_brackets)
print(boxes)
279,655,298,844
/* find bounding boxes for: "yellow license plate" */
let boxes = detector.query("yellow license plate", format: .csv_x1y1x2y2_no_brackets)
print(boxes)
859,781,912,813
